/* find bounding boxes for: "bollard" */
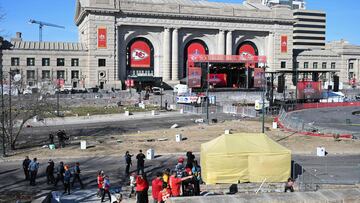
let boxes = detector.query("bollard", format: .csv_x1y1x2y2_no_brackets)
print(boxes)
151,110,159,116
176,134,182,142
180,109,184,114
146,149,155,160
272,122,278,129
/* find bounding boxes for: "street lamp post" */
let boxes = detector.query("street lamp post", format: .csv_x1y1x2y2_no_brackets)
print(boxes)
206,62,210,124
8,72,12,144
261,66,267,133
160,81,163,110
0,37,6,156
56,81,60,117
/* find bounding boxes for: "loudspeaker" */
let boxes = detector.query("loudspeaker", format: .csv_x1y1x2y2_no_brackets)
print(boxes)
277,75,285,93
98,71,106,79
333,75,339,92
312,72,319,82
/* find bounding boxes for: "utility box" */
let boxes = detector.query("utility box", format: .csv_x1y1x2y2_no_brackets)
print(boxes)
146,149,154,160
125,111,130,116
80,141,87,150
176,134,183,142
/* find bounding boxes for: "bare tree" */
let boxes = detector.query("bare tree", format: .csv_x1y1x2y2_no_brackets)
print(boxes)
1,93,56,150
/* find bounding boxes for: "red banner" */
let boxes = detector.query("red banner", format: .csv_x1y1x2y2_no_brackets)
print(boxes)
188,67,202,88
297,81,322,100
130,40,151,68
97,27,107,49
188,55,267,64
187,42,207,66
254,68,265,88
125,79,135,87
281,35,288,53
208,74,227,87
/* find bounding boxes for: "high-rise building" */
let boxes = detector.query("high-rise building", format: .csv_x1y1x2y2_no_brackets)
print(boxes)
262,0,306,10
293,10,326,50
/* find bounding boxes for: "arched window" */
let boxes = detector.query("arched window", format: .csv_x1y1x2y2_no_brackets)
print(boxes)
126,37,154,76
183,39,209,78
237,41,258,56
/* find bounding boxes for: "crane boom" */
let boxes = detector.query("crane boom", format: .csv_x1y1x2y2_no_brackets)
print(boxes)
29,19,65,42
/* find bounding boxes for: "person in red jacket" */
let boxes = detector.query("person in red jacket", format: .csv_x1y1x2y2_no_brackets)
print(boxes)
169,170,193,197
151,172,163,203
157,183,171,203
96,171,104,197
136,173,149,203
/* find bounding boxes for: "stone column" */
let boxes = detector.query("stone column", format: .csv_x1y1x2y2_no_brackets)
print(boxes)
226,30,233,55
267,32,275,71
171,28,179,81
218,30,225,55
162,27,171,81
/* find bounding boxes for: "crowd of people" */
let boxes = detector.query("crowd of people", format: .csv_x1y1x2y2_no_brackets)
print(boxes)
122,150,202,203
22,156,84,195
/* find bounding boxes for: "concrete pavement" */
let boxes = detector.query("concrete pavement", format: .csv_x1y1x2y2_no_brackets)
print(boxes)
27,110,183,127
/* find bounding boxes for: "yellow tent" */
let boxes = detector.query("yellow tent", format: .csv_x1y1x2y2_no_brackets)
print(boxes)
200,133,291,184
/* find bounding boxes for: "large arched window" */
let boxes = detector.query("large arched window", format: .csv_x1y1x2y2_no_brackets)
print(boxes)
237,41,258,68
183,39,209,78
236,41,258,56
126,37,154,76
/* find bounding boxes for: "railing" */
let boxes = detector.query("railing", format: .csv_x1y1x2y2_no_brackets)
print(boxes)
222,105,258,117
292,161,322,192
277,108,354,137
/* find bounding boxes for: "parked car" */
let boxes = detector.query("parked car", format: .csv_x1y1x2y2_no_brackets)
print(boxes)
152,87,163,95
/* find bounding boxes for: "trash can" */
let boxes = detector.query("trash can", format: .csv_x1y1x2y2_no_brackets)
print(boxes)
316,147,325,157
176,134,182,142
49,144,56,150
80,141,87,150
146,149,154,160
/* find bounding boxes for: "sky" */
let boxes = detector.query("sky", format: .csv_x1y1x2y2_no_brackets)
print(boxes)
0,0,359,45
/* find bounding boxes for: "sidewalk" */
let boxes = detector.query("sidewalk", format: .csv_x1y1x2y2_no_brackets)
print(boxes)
27,110,182,127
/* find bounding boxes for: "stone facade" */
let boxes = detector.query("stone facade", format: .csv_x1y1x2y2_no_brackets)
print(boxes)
74,0,294,88
1,0,359,90
2,41,88,89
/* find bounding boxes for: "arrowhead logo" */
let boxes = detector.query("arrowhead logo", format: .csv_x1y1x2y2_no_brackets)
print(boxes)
99,34,106,40
132,49,149,61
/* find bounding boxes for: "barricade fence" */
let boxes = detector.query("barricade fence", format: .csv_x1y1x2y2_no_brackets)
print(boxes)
278,108,354,136
292,161,322,192
222,105,258,118
177,104,222,115
296,101,360,110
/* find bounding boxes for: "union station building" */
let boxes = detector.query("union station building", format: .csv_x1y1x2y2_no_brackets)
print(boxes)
1,0,360,90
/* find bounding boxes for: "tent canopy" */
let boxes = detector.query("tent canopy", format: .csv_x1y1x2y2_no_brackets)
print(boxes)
200,133,291,184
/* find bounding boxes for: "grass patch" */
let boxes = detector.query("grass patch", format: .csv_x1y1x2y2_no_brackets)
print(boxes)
63,105,160,117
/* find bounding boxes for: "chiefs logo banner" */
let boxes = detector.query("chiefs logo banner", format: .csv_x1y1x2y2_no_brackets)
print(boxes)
281,35,288,53
188,67,202,88
130,41,151,68
97,27,107,49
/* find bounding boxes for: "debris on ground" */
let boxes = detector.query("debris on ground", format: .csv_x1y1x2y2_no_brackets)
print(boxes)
170,124,179,129
195,119,204,123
